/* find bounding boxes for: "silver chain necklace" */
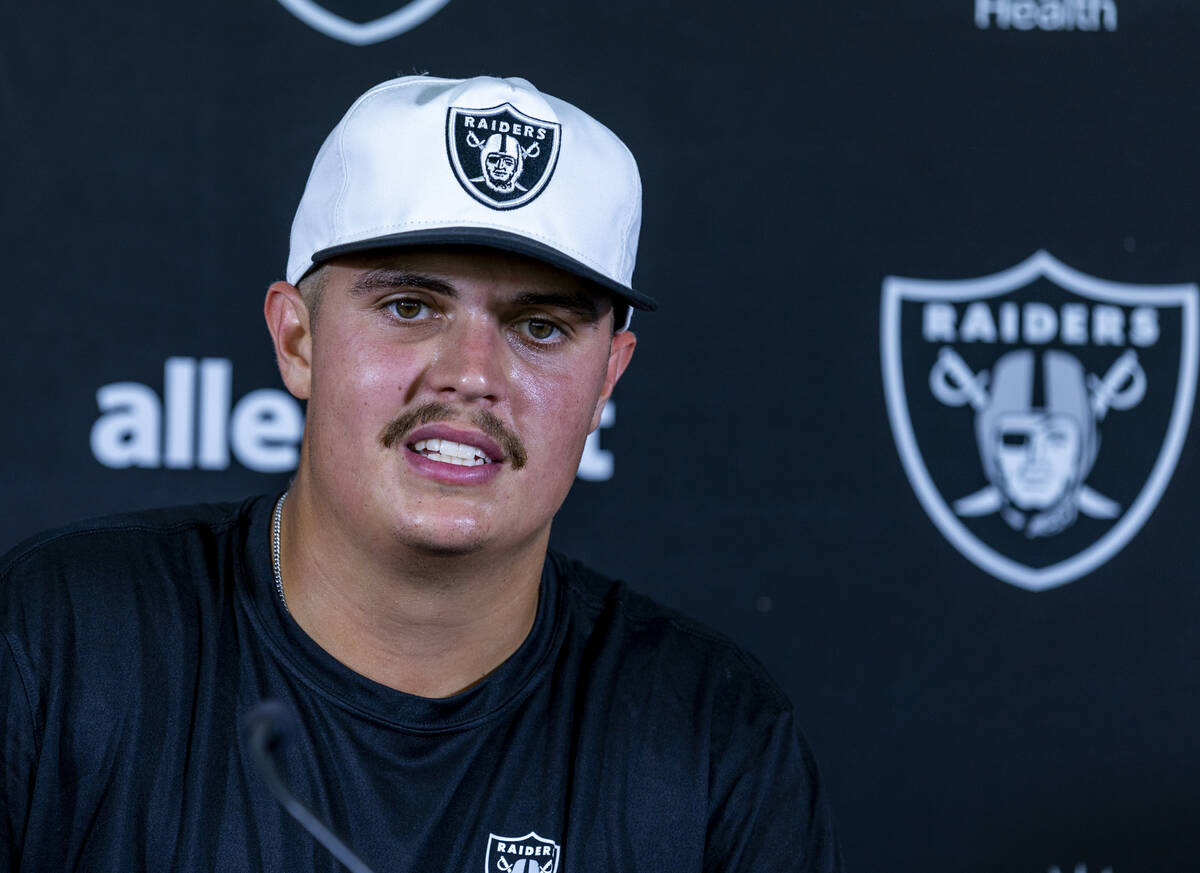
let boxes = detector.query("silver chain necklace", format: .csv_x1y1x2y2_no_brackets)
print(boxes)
271,490,290,614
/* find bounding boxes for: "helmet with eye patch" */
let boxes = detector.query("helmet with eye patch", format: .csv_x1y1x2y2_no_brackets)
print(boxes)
975,349,1098,498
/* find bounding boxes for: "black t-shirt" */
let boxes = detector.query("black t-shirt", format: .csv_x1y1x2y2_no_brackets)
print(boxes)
1,495,840,872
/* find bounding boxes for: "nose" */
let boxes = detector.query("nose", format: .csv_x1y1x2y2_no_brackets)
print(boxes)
426,314,506,404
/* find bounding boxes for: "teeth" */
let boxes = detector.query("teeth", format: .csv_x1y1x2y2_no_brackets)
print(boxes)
411,438,493,466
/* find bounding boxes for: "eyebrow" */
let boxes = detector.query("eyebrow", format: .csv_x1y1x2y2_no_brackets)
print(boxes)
347,269,458,298
512,291,601,321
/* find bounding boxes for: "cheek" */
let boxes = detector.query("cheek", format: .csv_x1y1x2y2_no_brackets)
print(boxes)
510,357,608,448
311,334,411,426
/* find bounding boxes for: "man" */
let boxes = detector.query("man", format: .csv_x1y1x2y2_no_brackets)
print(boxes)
2,75,840,871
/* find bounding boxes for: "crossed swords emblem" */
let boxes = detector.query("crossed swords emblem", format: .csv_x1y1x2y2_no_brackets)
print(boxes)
929,346,1146,520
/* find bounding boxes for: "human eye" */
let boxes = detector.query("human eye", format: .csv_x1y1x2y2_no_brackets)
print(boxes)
385,297,433,321
516,317,566,344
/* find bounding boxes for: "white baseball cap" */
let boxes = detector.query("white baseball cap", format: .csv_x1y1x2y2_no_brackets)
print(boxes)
286,74,657,317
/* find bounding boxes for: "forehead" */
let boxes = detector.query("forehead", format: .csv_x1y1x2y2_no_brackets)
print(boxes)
322,246,608,308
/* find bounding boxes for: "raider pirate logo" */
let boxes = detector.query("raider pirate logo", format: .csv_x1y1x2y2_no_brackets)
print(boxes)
485,832,561,873
881,251,1198,590
447,104,561,210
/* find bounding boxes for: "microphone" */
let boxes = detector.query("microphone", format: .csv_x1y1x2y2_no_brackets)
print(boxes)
244,700,381,873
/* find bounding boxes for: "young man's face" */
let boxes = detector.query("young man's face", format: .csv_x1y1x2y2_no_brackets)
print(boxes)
284,247,635,558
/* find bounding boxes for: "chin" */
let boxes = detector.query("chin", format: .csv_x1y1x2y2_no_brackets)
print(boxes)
391,513,499,557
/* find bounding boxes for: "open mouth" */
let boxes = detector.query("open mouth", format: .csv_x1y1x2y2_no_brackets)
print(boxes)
410,437,494,467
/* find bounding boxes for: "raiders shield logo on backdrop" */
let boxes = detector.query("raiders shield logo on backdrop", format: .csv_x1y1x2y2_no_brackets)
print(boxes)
447,104,561,210
275,0,450,45
881,251,1198,591
485,832,561,873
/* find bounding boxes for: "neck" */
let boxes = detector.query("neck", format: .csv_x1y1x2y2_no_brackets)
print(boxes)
274,481,547,698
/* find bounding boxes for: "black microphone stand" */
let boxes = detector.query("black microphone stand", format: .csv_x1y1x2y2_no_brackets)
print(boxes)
244,700,381,873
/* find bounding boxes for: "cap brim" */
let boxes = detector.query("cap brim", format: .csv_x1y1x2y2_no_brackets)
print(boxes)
312,228,658,312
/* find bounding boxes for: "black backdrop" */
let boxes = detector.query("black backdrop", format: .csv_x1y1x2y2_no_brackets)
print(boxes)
4,2,1199,871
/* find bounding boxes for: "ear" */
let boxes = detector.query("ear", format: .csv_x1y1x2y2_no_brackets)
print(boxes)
590,329,637,432
264,281,313,400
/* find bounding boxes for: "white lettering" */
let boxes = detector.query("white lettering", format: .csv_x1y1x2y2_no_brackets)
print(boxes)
463,117,476,128
999,301,1020,343
91,383,162,468
230,389,305,473
976,0,1010,27
959,302,998,343
1060,303,1087,344
1092,305,1124,345
577,401,616,481
976,0,1117,31
164,357,196,469
1130,306,1159,347
1011,0,1038,29
198,358,232,469
1039,1,1065,28
920,300,1157,347
1023,302,1057,343
923,303,957,342
91,357,303,472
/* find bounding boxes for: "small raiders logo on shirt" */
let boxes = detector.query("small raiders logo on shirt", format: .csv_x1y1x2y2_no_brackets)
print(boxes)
485,831,561,873
447,103,561,210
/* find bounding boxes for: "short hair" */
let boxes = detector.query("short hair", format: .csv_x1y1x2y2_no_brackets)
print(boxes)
296,267,327,330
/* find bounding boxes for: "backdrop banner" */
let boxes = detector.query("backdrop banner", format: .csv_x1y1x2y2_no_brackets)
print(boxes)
3,2,1196,871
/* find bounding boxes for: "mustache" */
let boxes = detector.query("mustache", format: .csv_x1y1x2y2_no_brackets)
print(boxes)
378,402,528,470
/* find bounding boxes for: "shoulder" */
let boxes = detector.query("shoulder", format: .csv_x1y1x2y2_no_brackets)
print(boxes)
0,497,268,647
550,552,841,869
1,498,261,586
550,551,792,715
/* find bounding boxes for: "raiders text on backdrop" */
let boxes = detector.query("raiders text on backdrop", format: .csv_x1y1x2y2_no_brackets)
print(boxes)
89,358,617,480
922,302,1158,347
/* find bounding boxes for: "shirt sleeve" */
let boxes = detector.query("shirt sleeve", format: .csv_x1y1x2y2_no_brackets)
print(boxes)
703,661,842,873
2,627,37,871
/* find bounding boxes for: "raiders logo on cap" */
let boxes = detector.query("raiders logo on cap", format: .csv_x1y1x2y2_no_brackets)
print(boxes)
446,103,561,210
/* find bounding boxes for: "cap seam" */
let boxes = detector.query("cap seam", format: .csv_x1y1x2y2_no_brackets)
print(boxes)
620,150,641,279
332,78,434,243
